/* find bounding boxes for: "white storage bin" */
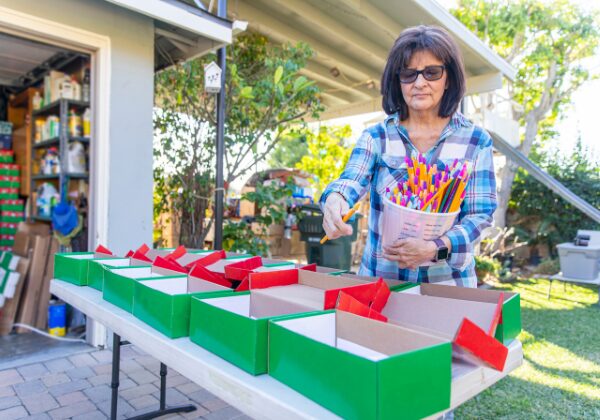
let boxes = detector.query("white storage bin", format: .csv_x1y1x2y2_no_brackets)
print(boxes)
557,243,600,280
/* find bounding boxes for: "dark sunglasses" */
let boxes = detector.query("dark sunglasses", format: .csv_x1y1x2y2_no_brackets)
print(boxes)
398,65,445,84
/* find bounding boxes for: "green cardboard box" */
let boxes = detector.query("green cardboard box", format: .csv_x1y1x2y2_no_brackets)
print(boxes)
397,283,521,344
269,310,452,420
87,258,150,291
54,252,118,286
188,271,381,375
133,277,208,338
102,266,186,312
189,291,277,375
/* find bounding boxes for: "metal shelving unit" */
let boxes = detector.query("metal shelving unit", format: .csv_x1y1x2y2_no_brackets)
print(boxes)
30,98,90,222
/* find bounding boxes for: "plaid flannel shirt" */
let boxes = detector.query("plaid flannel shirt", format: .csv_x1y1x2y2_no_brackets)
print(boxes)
320,112,497,288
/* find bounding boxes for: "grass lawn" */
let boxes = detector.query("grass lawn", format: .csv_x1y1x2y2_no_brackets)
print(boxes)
456,278,600,419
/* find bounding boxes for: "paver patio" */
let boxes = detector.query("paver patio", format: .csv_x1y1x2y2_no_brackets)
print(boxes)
0,342,250,420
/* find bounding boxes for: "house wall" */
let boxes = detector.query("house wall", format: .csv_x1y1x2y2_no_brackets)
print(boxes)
0,0,155,254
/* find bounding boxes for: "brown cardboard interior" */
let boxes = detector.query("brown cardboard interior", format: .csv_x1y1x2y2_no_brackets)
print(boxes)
418,283,517,304
177,252,213,267
145,249,172,261
205,292,321,320
382,292,497,339
297,270,367,289
338,272,406,289
205,256,252,274
151,266,186,277
274,311,448,361
247,271,372,318
254,263,296,273
249,285,324,318
187,275,231,293
335,310,448,356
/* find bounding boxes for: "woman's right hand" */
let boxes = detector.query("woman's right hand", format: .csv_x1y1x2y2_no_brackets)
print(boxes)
323,193,353,240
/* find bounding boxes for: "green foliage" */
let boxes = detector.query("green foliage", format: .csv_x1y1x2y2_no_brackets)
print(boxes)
475,255,501,280
223,179,294,256
295,125,352,197
268,131,309,168
452,0,600,141
509,140,600,254
154,33,322,247
222,221,268,257
534,257,560,275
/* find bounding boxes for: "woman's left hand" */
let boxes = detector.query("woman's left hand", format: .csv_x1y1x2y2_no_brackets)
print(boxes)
383,238,436,270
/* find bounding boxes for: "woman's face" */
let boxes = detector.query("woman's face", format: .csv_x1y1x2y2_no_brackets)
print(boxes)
400,50,447,116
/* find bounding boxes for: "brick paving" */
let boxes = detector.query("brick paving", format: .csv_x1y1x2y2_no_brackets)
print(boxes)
0,344,251,420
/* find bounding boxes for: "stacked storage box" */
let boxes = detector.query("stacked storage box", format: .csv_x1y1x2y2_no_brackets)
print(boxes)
0,150,22,251
0,163,22,251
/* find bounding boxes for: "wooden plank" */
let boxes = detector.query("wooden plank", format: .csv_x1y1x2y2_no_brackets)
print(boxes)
35,238,60,329
15,235,50,333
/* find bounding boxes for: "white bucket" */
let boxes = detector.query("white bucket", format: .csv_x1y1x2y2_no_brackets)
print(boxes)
381,196,459,252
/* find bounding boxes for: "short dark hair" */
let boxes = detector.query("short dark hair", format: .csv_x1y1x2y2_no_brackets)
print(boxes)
381,25,466,119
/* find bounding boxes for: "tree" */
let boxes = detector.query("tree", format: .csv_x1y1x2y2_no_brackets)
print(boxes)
295,125,352,198
154,33,322,247
224,178,294,256
268,131,308,168
451,0,600,227
509,139,600,255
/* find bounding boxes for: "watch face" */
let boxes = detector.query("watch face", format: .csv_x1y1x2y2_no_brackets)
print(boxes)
437,247,449,261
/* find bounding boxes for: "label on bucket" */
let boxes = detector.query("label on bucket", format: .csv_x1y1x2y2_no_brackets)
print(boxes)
381,198,458,266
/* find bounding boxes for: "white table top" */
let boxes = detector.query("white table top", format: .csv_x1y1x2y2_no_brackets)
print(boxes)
51,280,522,420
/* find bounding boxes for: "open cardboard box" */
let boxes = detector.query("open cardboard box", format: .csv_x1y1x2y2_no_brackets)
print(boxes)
102,265,186,312
185,251,252,292
268,310,452,420
132,276,209,338
396,283,521,344
87,258,144,291
186,259,342,294
223,256,298,282
54,249,117,286
189,271,375,375
338,272,415,291
247,269,384,318
377,289,508,370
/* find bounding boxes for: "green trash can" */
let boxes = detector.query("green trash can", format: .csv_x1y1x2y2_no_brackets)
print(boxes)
298,204,361,271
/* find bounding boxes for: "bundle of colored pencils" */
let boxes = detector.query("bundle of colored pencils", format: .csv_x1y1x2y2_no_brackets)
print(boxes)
384,154,471,213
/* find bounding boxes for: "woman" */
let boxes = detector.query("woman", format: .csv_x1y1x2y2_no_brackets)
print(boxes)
321,25,497,288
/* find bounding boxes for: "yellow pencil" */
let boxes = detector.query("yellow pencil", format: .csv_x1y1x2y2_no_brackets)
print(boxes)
449,181,467,212
320,202,361,244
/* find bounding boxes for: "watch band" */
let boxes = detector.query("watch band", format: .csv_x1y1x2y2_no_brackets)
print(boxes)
432,238,449,262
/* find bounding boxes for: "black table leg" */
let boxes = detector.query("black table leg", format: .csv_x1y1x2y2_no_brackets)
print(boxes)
109,333,196,420
110,333,121,420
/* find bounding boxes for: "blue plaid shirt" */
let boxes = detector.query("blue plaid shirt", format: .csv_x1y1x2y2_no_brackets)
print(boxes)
320,112,497,288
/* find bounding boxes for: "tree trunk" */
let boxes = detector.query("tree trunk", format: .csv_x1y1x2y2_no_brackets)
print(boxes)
494,113,539,227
